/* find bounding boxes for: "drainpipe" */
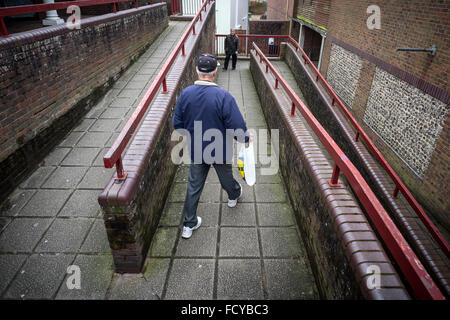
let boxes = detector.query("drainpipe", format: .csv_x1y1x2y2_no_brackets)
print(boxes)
318,34,326,71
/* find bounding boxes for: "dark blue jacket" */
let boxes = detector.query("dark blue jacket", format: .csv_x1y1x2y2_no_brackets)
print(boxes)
173,81,249,164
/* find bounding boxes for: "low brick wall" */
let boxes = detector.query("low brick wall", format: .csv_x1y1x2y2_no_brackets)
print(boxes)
98,1,216,273
0,4,168,205
283,42,450,297
250,51,409,299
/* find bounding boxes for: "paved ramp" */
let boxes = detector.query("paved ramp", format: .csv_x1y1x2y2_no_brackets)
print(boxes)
107,61,319,300
0,21,189,300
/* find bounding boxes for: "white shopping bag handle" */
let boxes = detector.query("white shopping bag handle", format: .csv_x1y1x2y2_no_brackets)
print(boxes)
243,142,256,186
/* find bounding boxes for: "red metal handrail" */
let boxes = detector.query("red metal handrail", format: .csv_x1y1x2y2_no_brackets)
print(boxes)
215,34,289,57
252,42,444,300
103,0,213,181
285,36,450,260
0,0,164,37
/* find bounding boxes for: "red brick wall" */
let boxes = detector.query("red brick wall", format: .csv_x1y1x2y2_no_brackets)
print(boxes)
249,19,290,35
0,4,168,162
294,0,331,28
0,4,168,204
315,0,449,228
267,0,295,20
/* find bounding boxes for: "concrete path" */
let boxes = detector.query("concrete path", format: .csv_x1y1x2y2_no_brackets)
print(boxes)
0,21,189,300
0,47,318,299
108,61,318,300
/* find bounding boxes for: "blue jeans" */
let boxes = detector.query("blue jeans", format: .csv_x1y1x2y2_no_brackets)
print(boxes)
183,163,241,228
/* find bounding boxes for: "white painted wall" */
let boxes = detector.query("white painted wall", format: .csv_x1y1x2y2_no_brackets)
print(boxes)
182,0,203,16
216,0,232,34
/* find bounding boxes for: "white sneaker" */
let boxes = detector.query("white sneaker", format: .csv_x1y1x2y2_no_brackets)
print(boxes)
182,216,202,239
227,183,242,208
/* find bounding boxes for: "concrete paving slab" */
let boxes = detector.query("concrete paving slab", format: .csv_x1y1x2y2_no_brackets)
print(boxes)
73,118,95,132
59,190,101,217
256,203,295,227
219,227,259,257
159,203,184,227
196,203,220,227
109,258,170,300
221,203,256,226
217,259,264,299
61,148,100,166
100,107,130,119
0,218,53,252
43,147,71,166
110,97,136,108
105,132,119,148
255,184,287,203
41,167,88,189
92,148,109,167
264,259,317,299
175,227,217,257
4,253,74,299
35,218,93,253
118,89,142,98
19,166,55,189
174,166,189,182
77,167,114,189
76,132,112,148
221,182,255,202
89,119,122,132
164,259,215,300
148,227,179,257
1,190,36,217
168,183,187,202
260,227,303,258
199,184,221,203
80,219,111,254
56,254,114,300
0,217,10,232
0,254,27,295
60,132,84,147
19,190,72,217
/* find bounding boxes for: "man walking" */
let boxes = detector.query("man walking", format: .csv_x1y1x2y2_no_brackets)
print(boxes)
223,29,239,70
173,53,251,239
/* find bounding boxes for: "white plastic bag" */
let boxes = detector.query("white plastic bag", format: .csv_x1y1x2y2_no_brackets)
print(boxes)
238,142,256,186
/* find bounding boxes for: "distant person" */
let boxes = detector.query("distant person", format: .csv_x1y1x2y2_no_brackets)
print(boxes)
173,54,252,239
223,29,239,70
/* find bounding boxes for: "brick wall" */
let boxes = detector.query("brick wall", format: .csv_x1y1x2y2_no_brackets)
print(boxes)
267,0,294,20
284,42,450,296
0,3,169,204
250,49,409,300
294,0,331,28
326,43,363,108
293,0,449,229
249,19,290,35
98,1,216,273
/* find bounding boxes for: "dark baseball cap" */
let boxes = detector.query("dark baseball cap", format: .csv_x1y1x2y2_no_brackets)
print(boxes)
197,53,220,72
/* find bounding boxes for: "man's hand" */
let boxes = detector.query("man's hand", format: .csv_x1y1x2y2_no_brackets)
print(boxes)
235,51,238,55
